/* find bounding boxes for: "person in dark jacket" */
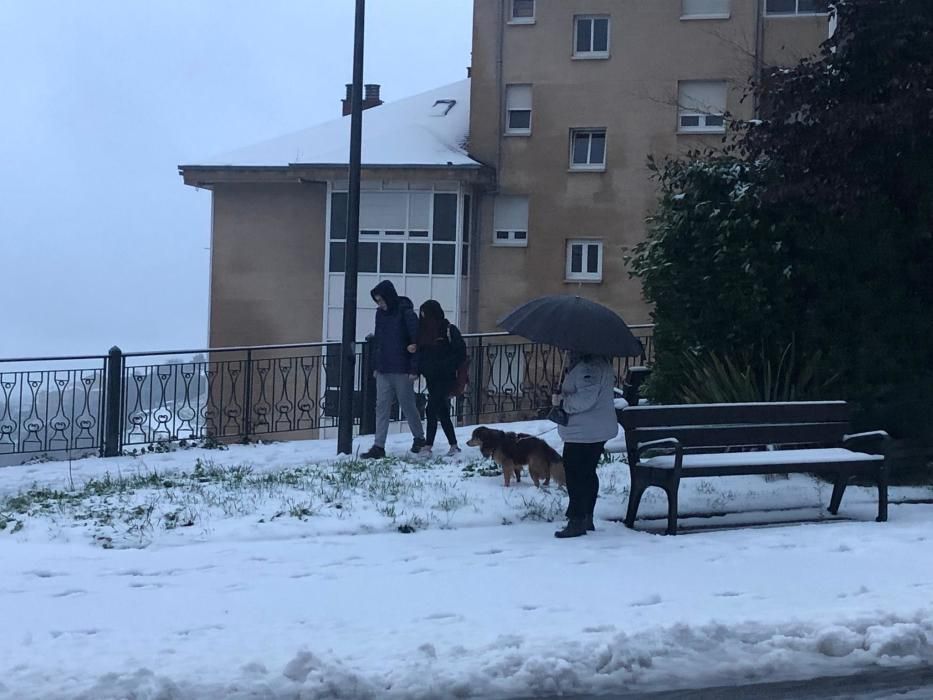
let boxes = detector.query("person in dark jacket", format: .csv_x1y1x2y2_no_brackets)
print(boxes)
417,300,466,456
360,280,427,459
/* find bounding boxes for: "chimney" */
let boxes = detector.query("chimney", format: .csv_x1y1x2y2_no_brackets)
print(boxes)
342,83,384,116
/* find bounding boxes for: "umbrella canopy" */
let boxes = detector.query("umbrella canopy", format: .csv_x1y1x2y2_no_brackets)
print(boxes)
498,295,644,358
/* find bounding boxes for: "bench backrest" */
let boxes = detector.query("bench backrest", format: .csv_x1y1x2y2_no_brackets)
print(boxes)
621,401,851,460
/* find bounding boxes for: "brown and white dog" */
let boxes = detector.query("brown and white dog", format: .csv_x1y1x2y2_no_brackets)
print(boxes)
466,426,566,487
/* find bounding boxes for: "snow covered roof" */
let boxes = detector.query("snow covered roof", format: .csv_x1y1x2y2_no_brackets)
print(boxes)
193,80,479,169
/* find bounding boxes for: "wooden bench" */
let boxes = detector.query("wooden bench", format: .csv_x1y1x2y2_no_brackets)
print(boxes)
619,401,890,535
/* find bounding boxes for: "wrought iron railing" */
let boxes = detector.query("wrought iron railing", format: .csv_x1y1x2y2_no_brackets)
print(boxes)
0,355,107,460
0,326,653,462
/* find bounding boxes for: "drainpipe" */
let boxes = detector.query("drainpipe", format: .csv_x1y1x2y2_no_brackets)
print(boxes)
754,0,764,117
495,0,505,190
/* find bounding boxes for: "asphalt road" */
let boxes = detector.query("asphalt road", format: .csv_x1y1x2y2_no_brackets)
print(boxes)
543,664,933,699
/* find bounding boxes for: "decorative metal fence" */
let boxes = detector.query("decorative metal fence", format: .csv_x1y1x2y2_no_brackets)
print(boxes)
0,355,107,459
0,326,653,462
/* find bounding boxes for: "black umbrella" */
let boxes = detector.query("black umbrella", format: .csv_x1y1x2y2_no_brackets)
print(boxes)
498,295,644,358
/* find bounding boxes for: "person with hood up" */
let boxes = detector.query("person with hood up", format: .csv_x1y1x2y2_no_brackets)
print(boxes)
361,280,427,459
552,352,618,538
416,300,466,457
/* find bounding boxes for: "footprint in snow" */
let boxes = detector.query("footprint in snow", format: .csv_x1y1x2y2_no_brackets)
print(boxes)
24,570,66,579
630,594,662,607
521,605,539,611
475,548,503,556
583,624,616,633
714,591,743,598
52,589,86,598
423,612,460,621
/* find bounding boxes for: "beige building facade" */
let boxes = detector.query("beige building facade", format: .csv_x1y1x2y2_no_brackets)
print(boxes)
468,0,830,331
180,0,829,349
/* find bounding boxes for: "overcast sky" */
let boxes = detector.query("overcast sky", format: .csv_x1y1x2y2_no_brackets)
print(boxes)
0,0,473,358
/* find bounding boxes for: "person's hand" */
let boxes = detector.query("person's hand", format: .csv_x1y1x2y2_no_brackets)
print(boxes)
407,344,417,353
409,374,419,382
551,393,561,407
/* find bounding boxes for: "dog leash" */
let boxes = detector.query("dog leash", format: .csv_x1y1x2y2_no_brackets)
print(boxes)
523,424,559,439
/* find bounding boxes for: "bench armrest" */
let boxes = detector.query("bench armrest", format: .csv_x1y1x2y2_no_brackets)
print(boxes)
637,437,682,454
636,438,684,474
843,430,891,443
843,430,891,456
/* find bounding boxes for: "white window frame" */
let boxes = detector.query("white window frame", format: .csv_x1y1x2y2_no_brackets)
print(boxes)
565,239,603,282
505,84,532,136
573,15,611,59
764,0,829,16
509,0,535,24
569,128,607,171
677,80,727,134
493,195,529,248
680,0,731,20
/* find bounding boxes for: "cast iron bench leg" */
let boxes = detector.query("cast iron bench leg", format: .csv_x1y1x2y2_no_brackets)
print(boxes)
665,477,680,535
625,474,648,529
828,472,848,515
877,462,888,522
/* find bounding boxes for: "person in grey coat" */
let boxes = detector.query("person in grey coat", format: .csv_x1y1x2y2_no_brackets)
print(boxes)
553,353,618,538
360,280,427,459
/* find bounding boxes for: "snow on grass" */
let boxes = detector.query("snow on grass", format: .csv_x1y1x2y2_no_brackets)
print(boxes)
1,421,932,699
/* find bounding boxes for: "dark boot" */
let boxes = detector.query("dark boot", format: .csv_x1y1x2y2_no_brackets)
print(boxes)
554,518,587,539
584,515,595,532
411,437,427,455
360,445,386,460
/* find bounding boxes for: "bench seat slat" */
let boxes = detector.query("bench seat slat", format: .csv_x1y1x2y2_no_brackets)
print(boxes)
621,401,849,429
632,422,848,448
641,447,882,472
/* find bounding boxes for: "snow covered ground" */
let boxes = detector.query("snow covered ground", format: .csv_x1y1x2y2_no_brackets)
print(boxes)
1,421,932,699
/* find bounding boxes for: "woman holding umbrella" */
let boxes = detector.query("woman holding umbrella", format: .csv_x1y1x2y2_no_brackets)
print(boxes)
498,295,643,539
551,352,618,537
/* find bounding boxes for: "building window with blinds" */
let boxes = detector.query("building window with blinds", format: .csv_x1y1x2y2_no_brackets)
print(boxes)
677,80,728,133
681,0,730,19
493,195,529,247
505,85,532,135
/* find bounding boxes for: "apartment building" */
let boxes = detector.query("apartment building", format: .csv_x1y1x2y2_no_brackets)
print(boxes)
179,0,829,349
467,0,830,331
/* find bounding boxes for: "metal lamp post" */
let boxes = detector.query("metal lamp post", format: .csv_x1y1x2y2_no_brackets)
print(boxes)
337,0,366,455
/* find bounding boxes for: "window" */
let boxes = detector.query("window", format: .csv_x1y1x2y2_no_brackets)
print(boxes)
379,242,403,273
681,0,730,18
574,16,610,58
493,195,529,247
510,0,534,23
330,192,347,240
432,193,457,241
432,244,456,275
765,0,828,15
677,80,727,133
569,129,607,170
566,240,603,282
505,85,532,135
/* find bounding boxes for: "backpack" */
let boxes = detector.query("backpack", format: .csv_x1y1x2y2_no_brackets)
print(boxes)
447,324,470,398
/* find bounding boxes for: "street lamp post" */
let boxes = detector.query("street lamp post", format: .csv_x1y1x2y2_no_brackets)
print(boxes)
337,0,366,455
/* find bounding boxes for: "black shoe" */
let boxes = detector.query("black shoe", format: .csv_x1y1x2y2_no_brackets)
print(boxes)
411,437,427,455
554,518,588,539
360,445,386,460
585,515,595,532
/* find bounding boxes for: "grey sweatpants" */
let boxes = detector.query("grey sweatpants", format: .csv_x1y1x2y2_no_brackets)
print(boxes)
374,372,425,448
